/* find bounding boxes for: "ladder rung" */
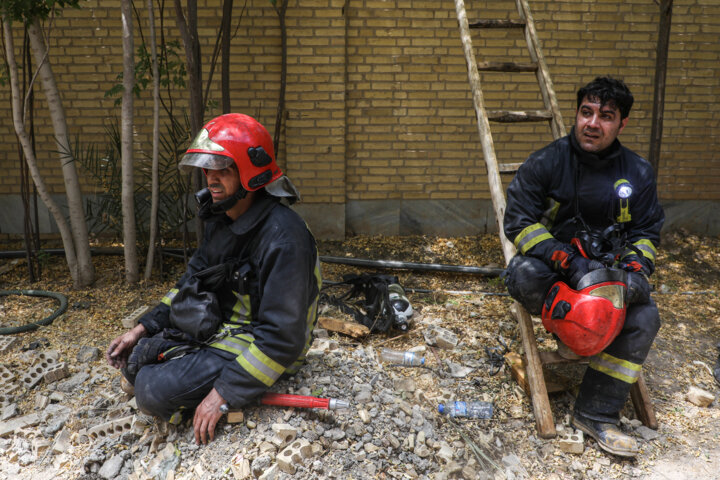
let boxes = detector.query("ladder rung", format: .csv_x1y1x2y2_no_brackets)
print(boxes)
487,110,553,123
469,19,526,29
477,61,538,73
499,163,523,173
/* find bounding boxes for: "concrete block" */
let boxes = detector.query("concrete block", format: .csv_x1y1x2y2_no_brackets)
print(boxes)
270,423,297,448
277,438,313,474
87,415,136,439
0,413,40,437
0,365,16,386
558,429,584,454
121,306,149,329
20,352,60,389
0,394,15,409
0,336,19,353
424,325,458,349
43,362,69,383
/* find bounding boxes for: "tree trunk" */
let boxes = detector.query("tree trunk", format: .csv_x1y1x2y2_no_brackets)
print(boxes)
121,0,139,283
175,0,204,244
144,0,161,280
273,0,288,158
3,17,81,286
26,19,95,287
649,0,673,179
220,0,233,113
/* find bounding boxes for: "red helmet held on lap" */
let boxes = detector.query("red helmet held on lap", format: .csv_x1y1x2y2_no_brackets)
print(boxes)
541,269,628,357
179,113,283,191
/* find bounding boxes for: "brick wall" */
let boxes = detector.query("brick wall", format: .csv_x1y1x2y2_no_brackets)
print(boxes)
1,0,718,239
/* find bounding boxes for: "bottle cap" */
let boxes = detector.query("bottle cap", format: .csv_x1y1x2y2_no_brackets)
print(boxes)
437,404,445,414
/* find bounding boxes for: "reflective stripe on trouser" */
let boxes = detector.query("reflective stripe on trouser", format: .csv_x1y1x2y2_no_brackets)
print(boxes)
574,299,661,423
131,347,236,421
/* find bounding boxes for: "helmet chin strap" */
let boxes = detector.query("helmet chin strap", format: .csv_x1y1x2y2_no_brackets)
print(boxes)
195,186,248,220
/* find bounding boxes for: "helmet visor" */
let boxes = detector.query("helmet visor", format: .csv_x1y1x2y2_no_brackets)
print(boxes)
179,152,234,171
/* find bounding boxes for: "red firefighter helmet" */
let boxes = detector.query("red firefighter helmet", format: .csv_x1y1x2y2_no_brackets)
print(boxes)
541,269,628,357
179,113,283,191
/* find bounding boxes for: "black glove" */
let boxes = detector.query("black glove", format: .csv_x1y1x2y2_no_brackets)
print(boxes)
626,271,651,304
549,245,603,286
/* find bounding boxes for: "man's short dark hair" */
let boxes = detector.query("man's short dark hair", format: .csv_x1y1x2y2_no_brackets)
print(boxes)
576,76,634,119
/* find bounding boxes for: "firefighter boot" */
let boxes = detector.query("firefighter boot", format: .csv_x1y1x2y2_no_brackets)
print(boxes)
572,412,638,457
120,376,135,396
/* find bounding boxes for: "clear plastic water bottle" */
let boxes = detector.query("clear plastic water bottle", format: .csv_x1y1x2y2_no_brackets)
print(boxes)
438,401,493,419
378,347,425,366
388,283,413,331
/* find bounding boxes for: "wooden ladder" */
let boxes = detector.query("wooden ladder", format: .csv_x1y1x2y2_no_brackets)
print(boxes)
454,0,657,438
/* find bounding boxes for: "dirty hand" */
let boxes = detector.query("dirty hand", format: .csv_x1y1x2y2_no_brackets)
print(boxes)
194,388,226,445
106,324,147,369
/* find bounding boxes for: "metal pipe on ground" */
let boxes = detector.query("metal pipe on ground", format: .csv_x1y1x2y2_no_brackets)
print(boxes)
0,248,505,277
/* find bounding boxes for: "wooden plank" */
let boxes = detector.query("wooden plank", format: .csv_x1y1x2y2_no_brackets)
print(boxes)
630,372,658,430
226,411,245,424
477,61,537,72
469,19,525,29
511,303,556,438
487,109,552,123
317,316,370,339
498,163,523,173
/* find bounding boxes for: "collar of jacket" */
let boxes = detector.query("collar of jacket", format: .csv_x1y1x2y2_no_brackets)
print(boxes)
227,189,280,236
569,126,622,170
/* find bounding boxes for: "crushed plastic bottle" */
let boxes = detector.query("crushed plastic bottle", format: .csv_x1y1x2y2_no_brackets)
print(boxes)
438,401,493,419
388,283,413,331
378,347,425,366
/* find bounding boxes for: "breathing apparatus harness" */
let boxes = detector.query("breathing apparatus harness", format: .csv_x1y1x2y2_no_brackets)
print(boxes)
569,139,642,267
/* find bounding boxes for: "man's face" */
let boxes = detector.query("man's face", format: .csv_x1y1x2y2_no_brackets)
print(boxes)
574,96,628,154
205,164,241,203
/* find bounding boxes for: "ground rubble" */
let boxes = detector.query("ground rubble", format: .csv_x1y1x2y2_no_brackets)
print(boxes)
1,232,720,479
1,330,520,480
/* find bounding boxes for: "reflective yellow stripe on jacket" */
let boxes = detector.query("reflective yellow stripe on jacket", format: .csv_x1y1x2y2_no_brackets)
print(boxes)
161,288,179,306
514,223,554,255
621,239,657,265
209,253,322,385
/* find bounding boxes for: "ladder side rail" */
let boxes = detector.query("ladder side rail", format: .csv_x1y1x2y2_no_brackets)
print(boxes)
455,0,514,264
516,0,566,139
455,0,557,438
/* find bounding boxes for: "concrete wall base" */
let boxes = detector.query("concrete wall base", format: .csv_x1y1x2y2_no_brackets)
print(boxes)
1,195,718,241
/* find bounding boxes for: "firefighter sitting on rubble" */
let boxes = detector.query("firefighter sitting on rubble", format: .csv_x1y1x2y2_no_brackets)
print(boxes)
106,113,321,445
502,77,664,457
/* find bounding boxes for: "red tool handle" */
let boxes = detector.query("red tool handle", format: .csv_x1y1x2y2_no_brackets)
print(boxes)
261,393,330,409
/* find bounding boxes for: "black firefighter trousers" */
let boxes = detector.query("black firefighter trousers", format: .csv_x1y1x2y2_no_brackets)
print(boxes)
505,255,661,423
123,346,236,422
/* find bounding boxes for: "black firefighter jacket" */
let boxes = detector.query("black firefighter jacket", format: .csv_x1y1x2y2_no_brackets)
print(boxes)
138,191,321,407
503,131,664,274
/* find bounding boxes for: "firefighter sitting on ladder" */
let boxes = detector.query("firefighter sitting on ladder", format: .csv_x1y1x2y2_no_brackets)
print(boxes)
503,77,664,457
106,114,321,445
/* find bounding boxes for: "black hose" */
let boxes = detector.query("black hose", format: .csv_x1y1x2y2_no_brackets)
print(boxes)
320,256,504,277
0,290,68,335
0,247,505,277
